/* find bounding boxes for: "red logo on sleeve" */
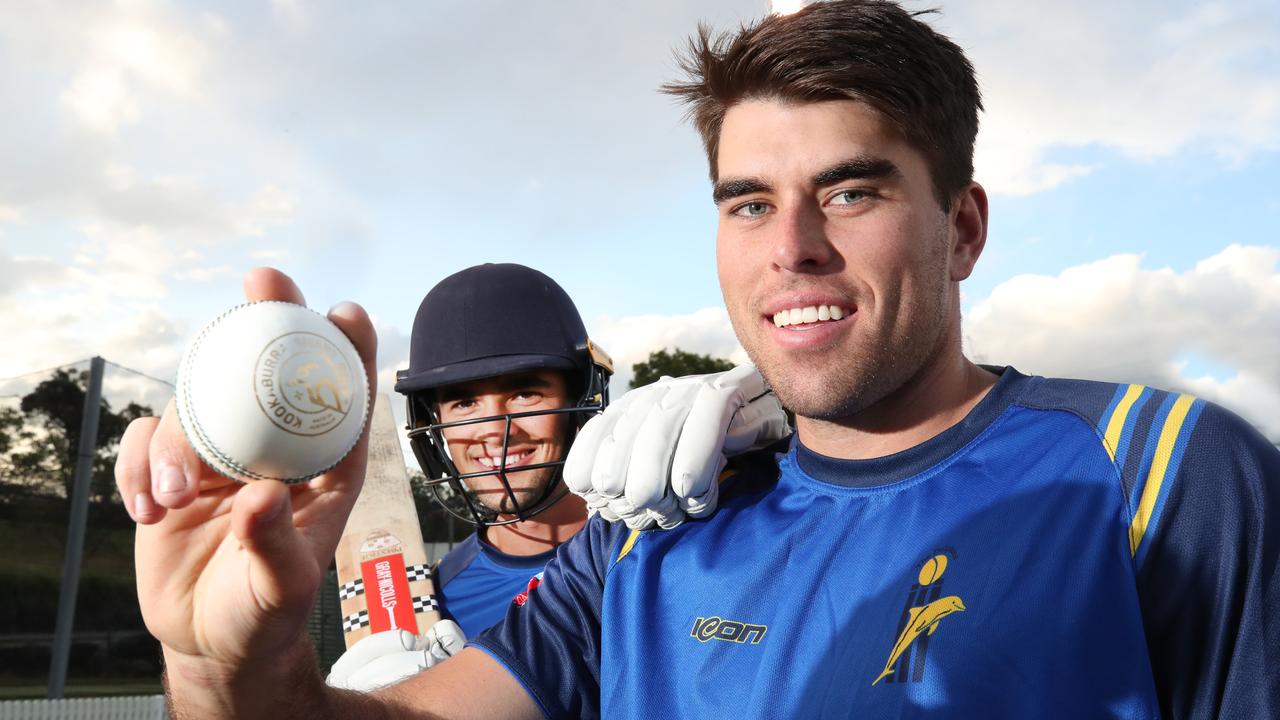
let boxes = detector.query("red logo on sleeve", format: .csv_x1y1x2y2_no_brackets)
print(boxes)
513,572,544,607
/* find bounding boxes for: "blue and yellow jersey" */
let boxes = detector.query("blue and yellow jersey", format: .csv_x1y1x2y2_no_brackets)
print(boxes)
435,533,555,639
471,367,1279,719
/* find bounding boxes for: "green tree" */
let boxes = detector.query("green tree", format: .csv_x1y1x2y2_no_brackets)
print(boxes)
0,406,39,502
629,348,735,389
8,368,152,504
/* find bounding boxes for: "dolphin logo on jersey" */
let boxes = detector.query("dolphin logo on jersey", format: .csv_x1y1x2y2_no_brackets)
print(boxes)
873,596,965,685
873,551,967,686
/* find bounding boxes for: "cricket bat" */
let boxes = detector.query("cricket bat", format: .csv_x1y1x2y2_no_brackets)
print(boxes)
335,393,440,648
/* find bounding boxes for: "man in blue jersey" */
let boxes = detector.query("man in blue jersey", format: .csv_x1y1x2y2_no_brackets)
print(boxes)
327,263,614,690
398,264,607,639
119,2,1277,719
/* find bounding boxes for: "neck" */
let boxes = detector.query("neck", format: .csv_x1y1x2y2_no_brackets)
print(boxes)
797,346,998,461
482,489,588,556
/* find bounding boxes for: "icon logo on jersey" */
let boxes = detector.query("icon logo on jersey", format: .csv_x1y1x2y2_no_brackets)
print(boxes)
873,549,967,686
513,572,544,607
690,616,767,645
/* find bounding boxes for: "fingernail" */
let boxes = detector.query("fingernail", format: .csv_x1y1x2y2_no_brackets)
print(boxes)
133,492,154,519
328,301,359,317
158,466,187,495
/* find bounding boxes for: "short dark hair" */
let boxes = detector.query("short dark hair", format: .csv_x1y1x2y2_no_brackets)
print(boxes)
662,0,981,209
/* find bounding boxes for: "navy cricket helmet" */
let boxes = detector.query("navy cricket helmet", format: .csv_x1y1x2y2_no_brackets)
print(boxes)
395,263,612,526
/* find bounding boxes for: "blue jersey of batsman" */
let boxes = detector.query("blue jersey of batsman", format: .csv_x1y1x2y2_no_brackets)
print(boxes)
435,533,553,639
472,367,1279,719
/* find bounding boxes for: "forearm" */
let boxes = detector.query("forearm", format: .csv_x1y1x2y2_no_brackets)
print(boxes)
163,640,395,720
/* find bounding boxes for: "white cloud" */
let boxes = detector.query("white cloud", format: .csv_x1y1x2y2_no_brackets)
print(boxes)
61,62,141,135
0,260,192,384
270,0,308,31
101,369,174,420
240,185,297,236
86,169,297,239
59,5,211,135
175,266,236,282
770,0,808,15
365,321,415,464
965,244,1280,440
948,0,1280,195
0,253,67,299
592,308,746,393
373,320,411,397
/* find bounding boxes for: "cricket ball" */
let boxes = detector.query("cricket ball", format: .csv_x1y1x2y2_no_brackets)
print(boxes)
175,301,370,483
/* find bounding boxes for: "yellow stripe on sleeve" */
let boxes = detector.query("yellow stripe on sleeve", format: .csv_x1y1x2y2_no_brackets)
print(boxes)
1103,385,1145,462
615,466,739,564
1128,394,1196,557
617,528,642,563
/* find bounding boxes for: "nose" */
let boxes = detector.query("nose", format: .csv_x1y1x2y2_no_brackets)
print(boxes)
450,399,511,446
771,200,835,273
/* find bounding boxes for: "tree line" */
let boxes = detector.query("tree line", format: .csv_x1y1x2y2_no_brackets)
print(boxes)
0,347,735,524
0,367,150,520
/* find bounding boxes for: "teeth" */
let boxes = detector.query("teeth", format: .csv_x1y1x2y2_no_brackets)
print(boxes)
477,450,533,468
773,305,850,328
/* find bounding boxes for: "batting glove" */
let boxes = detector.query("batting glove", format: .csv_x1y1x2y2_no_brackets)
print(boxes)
326,619,466,692
564,363,789,530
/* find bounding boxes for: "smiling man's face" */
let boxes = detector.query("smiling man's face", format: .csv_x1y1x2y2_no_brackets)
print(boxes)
436,370,572,515
714,98,960,421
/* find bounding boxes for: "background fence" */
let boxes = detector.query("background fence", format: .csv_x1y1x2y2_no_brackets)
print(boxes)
0,695,165,719
0,358,467,703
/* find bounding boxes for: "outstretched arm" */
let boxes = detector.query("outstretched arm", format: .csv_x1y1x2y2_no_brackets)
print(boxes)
116,268,539,720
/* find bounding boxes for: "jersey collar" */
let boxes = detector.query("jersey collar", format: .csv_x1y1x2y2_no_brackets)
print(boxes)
791,365,1028,489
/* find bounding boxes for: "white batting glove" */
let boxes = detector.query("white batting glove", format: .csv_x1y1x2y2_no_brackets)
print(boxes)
564,363,789,530
325,619,466,692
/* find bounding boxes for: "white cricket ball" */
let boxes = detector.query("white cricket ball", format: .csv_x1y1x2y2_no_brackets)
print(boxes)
175,301,370,483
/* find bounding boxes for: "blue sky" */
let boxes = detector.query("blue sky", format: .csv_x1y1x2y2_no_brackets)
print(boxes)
1,0,1277,441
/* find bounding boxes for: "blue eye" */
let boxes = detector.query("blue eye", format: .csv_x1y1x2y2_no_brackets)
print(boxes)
732,201,770,217
830,189,869,205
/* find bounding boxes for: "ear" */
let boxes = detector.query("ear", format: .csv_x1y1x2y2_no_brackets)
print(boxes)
948,182,988,282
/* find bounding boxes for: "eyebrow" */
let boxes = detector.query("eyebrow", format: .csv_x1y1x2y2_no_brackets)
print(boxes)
436,373,555,403
811,156,901,186
713,177,772,205
712,155,902,205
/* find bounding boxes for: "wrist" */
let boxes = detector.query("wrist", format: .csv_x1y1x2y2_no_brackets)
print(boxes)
163,641,326,720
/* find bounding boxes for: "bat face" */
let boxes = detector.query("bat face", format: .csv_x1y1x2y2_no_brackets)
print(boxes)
335,394,440,648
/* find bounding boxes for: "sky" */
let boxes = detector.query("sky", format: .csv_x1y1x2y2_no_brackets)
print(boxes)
0,0,1277,444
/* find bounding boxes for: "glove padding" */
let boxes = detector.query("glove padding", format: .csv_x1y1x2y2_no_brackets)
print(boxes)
564,363,789,530
326,619,466,692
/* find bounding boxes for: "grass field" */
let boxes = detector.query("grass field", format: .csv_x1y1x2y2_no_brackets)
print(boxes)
0,679,163,700
0,515,136,581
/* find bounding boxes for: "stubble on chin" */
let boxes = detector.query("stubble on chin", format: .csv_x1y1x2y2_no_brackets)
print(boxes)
468,468,556,515
743,299,951,424
750,342,891,421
